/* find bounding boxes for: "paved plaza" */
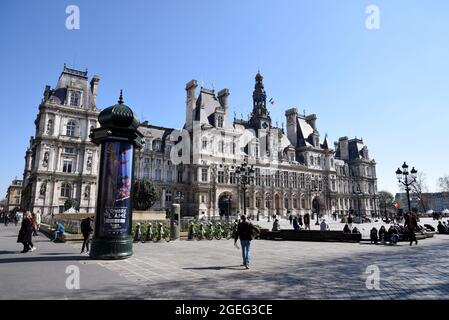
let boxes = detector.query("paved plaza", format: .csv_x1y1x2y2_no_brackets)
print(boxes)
1,220,449,300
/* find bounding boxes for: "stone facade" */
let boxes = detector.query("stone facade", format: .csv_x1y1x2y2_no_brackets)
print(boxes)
6,179,23,212
135,73,379,218
20,68,379,219
21,66,100,215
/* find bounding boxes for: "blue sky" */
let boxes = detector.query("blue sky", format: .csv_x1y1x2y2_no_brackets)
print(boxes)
1,0,448,197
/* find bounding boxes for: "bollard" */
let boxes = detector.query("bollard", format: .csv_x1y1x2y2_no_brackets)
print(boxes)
171,204,180,240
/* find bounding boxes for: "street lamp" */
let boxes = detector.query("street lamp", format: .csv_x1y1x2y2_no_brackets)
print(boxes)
308,183,320,225
174,191,184,204
235,162,255,216
396,162,418,213
353,185,363,223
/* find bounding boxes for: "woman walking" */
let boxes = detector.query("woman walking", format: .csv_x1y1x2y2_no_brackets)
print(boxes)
17,212,34,253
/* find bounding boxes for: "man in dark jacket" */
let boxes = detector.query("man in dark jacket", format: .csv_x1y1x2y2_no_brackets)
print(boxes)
80,216,93,253
234,215,260,269
405,212,418,246
304,213,311,230
293,216,300,231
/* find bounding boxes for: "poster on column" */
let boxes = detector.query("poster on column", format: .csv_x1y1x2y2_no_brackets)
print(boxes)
99,141,134,237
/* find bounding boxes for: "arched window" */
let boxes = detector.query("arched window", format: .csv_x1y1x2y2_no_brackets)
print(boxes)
202,138,207,150
60,183,71,198
66,120,76,137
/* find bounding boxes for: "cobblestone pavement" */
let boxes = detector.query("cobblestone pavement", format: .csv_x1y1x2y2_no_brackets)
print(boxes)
2,224,449,299
73,232,449,300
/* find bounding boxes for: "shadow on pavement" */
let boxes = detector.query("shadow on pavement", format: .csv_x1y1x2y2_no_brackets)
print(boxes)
183,265,243,271
0,251,19,254
0,255,91,264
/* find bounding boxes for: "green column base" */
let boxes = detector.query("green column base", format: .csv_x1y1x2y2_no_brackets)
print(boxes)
89,237,133,260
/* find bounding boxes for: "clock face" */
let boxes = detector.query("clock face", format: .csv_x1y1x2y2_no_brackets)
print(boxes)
262,122,268,129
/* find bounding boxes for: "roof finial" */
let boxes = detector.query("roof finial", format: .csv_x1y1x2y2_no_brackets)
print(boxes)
118,89,124,104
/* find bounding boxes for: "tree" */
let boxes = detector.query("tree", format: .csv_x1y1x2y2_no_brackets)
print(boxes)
438,175,449,192
399,172,430,213
378,191,395,219
133,179,159,211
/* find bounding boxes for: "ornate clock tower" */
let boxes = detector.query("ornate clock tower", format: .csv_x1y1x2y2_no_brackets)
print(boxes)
249,72,272,130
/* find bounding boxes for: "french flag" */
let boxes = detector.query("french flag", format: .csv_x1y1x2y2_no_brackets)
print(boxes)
269,98,275,105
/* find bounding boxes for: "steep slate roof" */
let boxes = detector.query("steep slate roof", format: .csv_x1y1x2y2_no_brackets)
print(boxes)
296,117,314,147
348,139,365,160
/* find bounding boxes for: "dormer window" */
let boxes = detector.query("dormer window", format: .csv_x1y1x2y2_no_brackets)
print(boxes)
153,140,162,152
217,115,224,128
69,91,81,107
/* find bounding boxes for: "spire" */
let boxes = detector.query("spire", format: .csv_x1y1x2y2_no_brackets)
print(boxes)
252,71,267,114
118,89,124,104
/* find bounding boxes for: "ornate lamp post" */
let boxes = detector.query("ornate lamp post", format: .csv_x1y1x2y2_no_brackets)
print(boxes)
174,191,184,204
353,185,363,223
89,91,144,260
235,162,255,216
396,162,418,213
307,182,320,225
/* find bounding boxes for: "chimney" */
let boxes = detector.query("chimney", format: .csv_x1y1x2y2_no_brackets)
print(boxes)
305,114,317,130
338,136,349,160
285,108,298,147
90,75,100,103
185,80,198,131
217,88,230,111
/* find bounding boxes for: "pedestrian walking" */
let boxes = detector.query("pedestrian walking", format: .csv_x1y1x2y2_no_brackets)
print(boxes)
289,214,293,225
304,212,311,230
31,213,38,236
35,211,41,235
293,216,300,231
234,215,260,269
405,212,418,246
80,216,93,253
17,212,34,253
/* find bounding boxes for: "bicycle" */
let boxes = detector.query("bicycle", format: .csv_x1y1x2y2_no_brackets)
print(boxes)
195,222,206,240
154,222,171,242
133,223,143,242
205,222,214,240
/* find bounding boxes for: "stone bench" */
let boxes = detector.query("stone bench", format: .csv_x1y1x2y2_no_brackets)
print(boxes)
39,223,84,242
261,229,361,242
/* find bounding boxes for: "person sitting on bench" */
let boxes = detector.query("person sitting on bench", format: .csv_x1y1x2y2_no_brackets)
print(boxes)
51,222,65,242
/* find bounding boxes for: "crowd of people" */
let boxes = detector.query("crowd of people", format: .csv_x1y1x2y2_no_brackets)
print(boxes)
276,211,429,247
12,210,95,255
